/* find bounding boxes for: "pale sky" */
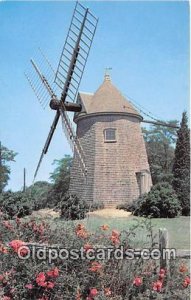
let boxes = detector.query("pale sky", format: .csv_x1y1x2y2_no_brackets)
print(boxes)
0,1,189,191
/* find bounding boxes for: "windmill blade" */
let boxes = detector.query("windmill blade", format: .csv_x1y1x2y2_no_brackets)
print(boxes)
55,1,98,103
142,119,179,129
59,106,87,175
25,52,57,109
33,111,60,180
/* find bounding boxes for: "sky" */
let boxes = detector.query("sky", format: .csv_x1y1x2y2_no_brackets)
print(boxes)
0,1,189,191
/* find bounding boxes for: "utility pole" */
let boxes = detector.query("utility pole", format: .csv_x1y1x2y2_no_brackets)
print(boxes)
23,168,26,192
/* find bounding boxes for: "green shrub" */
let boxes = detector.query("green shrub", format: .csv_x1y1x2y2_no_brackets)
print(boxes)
26,181,52,210
60,193,89,220
124,182,181,218
89,201,105,212
0,213,190,300
0,191,32,219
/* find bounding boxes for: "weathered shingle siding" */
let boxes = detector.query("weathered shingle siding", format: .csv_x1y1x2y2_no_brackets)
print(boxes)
69,114,152,207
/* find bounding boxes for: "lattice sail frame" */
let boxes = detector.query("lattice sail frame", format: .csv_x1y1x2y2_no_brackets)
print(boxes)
25,1,98,180
55,1,98,103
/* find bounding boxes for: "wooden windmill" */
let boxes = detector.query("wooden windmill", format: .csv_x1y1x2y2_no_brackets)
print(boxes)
69,72,179,208
25,2,98,181
26,2,179,208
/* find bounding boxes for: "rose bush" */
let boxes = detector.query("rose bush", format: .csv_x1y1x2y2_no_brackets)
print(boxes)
0,211,190,299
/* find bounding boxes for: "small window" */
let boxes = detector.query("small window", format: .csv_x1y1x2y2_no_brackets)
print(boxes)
104,128,116,142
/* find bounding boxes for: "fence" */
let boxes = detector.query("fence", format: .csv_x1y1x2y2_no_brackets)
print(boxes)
25,228,191,269
159,228,190,270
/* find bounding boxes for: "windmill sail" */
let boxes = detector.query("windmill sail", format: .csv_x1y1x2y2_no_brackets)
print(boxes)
59,106,86,174
55,1,98,103
33,111,60,181
25,50,57,110
25,1,98,180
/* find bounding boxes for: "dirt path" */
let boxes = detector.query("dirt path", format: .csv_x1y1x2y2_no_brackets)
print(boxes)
88,208,132,218
30,208,60,219
29,208,132,220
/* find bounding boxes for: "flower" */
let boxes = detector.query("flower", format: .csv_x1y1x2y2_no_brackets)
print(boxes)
25,283,33,289
9,240,28,256
104,287,112,296
133,277,143,287
152,280,163,292
47,281,55,289
0,243,9,254
3,297,11,300
76,288,82,300
0,274,4,281
110,230,120,245
3,220,13,230
179,264,188,273
89,261,102,272
100,224,109,231
16,217,21,225
75,224,88,238
159,268,165,280
36,272,46,287
84,243,93,252
89,288,98,297
183,276,190,288
75,224,85,231
9,240,25,253
46,267,59,278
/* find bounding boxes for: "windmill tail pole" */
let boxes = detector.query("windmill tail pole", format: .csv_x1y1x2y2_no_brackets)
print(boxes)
142,119,179,129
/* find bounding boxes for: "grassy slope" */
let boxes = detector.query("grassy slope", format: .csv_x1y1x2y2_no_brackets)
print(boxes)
85,215,190,249
48,215,190,249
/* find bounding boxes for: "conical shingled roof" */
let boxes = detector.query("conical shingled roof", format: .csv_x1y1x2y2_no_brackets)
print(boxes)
76,75,142,120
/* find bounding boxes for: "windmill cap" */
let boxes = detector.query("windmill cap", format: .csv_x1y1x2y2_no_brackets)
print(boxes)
76,77,142,120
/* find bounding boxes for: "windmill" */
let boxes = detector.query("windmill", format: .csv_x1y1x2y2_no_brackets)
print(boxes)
25,2,179,208
25,2,98,181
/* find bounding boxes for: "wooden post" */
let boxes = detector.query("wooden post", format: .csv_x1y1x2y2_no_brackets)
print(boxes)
23,168,26,192
159,228,169,270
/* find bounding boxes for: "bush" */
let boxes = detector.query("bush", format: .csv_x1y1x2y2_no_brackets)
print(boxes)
59,193,89,220
124,182,181,218
0,191,32,219
89,201,105,212
0,213,190,300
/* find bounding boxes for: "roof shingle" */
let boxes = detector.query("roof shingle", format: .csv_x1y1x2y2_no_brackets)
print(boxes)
77,76,142,119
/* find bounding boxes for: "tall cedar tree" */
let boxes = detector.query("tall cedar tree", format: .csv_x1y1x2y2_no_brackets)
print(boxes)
143,120,178,184
47,155,72,207
172,112,190,216
0,143,17,193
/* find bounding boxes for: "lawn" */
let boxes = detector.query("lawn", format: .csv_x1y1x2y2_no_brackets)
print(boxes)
39,212,190,250
85,215,190,250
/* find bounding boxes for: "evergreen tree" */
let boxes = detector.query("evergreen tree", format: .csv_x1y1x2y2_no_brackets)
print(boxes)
47,155,72,207
172,112,190,216
143,120,178,184
0,142,17,193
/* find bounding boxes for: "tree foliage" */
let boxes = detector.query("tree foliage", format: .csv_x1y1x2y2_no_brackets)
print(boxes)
0,143,17,193
143,121,178,184
172,112,190,216
47,155,72,207
26,181,52,210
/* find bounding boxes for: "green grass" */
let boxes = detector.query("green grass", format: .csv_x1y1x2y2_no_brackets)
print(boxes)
42,214,190,250
85,215,190,249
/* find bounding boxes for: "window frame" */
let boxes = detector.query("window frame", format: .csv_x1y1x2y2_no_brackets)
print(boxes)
104,128,117,143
